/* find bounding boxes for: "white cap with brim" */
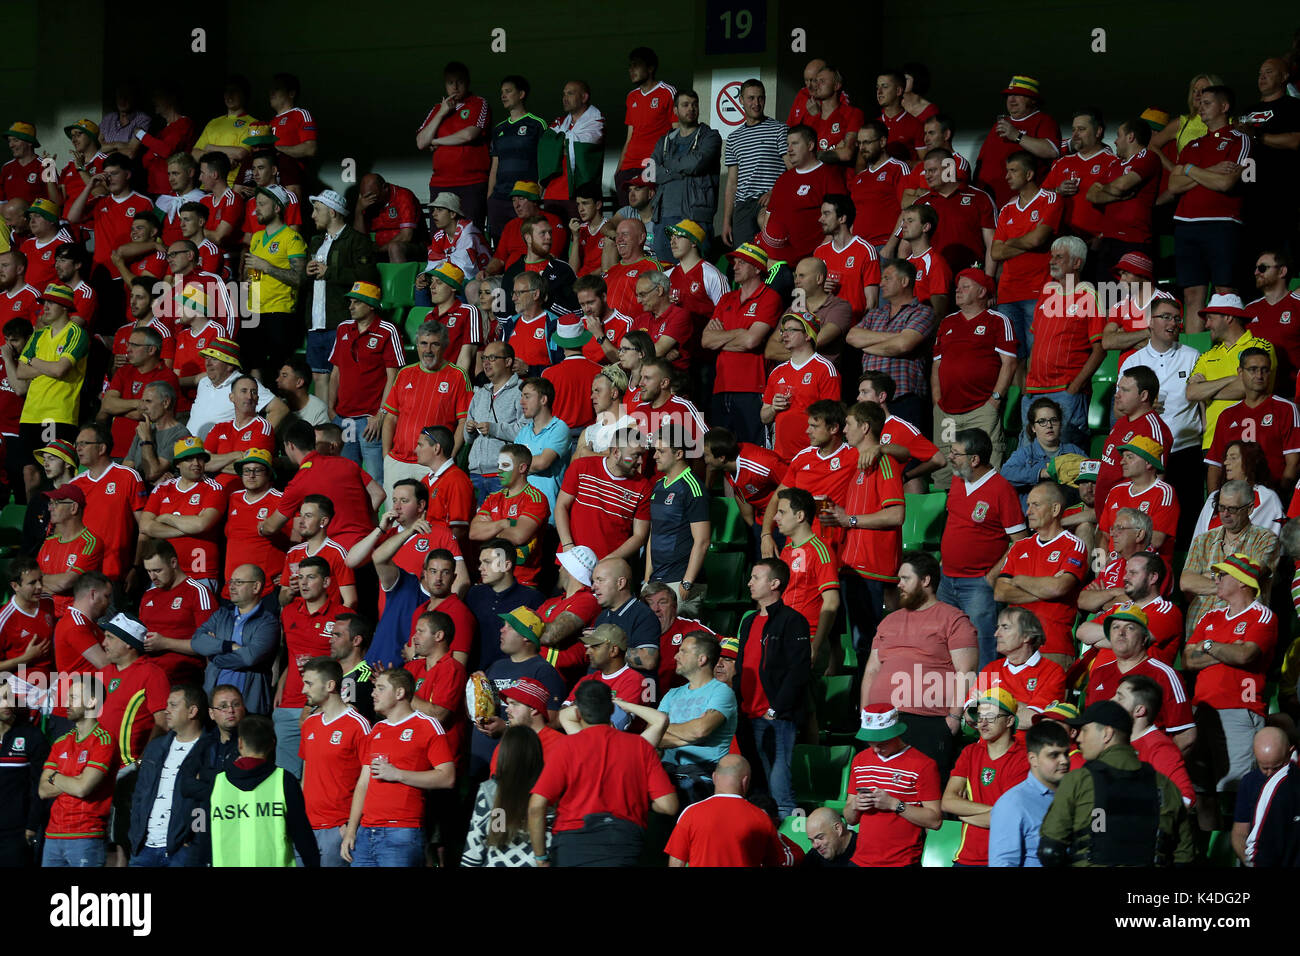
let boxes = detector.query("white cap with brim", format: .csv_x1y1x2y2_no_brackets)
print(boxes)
309,189,348,215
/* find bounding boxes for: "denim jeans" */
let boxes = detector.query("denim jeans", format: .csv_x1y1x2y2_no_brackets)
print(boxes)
43,837,106,867
938,573,998,668
999,298,1037,359
130,843,201,867
471,473,500,508
335,414,384,487
273,706,304,779
350,825,425,867
751,716,797,816
1020,388,1090,450
315,826,348,867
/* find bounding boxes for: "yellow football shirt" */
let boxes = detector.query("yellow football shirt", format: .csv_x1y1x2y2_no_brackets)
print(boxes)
20,319,89,425
247,225,307,315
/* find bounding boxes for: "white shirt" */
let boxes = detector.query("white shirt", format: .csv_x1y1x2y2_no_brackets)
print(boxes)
296,393,330,426
145,736,200,848
582,413,639,455
1121,341,1202,453
188,370,276,440
310,225,346,331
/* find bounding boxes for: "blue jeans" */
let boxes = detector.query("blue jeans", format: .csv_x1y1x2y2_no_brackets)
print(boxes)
43,837,106,867
315,826,348,867
335,414,384,487
999,298,1037,359
273,706,304,779
471,473,500,509
938,573,998,668
1020,388,1089,450
751,716,797,817
130,843,201,867
350,825,424,867
305,329,335,375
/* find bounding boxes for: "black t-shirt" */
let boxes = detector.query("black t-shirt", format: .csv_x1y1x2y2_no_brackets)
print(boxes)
800,830,858,867
1243,96,1300,206
490,114,548,199
342,661,376,725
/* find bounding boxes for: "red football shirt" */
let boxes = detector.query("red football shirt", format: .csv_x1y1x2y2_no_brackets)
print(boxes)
143,476,227,579
72,462,148,580
99,658,171,766
559,456,652,559
52,608,103,717
202,415,275,492
879,415,940,467
281,538,356,608
999,530,1088,656
201,189,244,253
362,184,421,249
223,488,286,597
383,362,472,462
779,535,840,636
763,353,841,462
530,724,675,831
271,107,317,186
880,108,925,160
975,110,1061,208
1099,147,1162,243
941,469,1027,577
664,793,785,867
0,597,56,675
711,284,783,394
1190,602,1277,716
656,616,715,691
994,188,1063,303
300,708,372,829
758,162,849,263
1025,282,1101,393
43,725,115,839
91,191,154,270
475,485,549,585
1132,725,1196,806
1205,396,1300,485
849,158,910,246
38,530,104,619
542,355,604,428
951,736,1031,865
423,463,476,529
805,103,865,158
496,213,566,271
421,95,491,188
21,230,74,291
277,452,378,549
138,578,215,685
240,190,301,237
1087,655,1194,733
908,247,952,306
604,259,659,317
977,652,1067,712
329,318,405,418
622,82,677,169
1247,292,1300,387
505,311,553,368
573,221,608,277
841,455,905,583
360,711,454,827
781,442,859,555
408,652,469,762
726,443,784,512
631,305,693,371
1096,411,1174,509
1098,479,1179,562
1174,129,1250,223
933,308,1017,414
816,235,881,318
1091,594,1184,667
280,597,346,708
434,301,483,360
848,744,942,866
1042,149,1115,239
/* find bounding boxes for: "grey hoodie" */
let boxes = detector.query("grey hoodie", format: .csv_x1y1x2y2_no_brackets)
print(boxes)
466,374,524,477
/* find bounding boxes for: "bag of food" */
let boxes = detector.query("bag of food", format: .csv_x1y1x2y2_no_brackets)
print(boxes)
466,671,497,720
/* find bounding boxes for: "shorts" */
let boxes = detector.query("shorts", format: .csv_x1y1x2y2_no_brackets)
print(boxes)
1174,219,1239,289
305,328,335,375
19,421,78,466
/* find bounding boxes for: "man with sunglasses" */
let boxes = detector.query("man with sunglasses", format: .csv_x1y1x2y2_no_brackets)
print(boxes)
1245,251,1300,388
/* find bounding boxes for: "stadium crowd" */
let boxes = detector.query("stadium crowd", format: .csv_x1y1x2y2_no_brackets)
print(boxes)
2,37,1300,869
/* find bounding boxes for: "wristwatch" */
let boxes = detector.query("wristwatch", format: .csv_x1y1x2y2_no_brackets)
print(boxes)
895,800,907,815
991,391,1002,401
1016,131,1025,143
849,515,859,528
1201,639,1214,655
680,580,693,591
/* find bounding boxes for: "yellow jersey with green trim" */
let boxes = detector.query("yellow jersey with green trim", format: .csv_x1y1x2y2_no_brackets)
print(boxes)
20,319,89,425
194,113,262,185
247,224,307,314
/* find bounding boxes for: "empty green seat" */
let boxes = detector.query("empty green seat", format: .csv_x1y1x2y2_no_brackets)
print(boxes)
708,496,748,552
922,818,962,867
1179,331,1211,354
902,492,946,552
1002,384,1022,436
701,550,747,603
791,744,853,809
404,306,433,345
377,261,419,322
0,503,24,530
816,676,856,749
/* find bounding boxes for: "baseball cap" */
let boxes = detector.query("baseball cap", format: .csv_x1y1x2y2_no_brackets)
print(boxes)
500,606,545,646
1065,700,1133,736
582,623,628,650
44,484,86,508
309,189,348,215
499,678,550,713
558,545,598,587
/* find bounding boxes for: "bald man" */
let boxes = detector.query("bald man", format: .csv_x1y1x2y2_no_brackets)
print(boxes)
354,172,423,262
802,807,856,867
590,557,661,680
1231,725,1295,865
665,755,785,866
602,219,658,315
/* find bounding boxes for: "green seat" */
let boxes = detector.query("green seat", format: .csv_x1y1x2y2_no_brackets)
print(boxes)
1094,349,1120,388
922,818,962,867
1088,384,1115,433
778,813,813,854
404,306,434,345
1089,433,1108,458
902,492,946,552
701,551,747,603
1206,829,1238,867
377,261,420,323
1002,384,1022,436
816,675,856,748
0,503,24,530
791,744,853,809
700,604,741,637
708,496,748,552
1179,331,1211,354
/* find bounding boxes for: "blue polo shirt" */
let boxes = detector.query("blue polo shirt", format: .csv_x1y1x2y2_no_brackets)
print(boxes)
465,579,544,672
658,678,738,769
368,570,427,668
988,773,1056,867
514,415,572,518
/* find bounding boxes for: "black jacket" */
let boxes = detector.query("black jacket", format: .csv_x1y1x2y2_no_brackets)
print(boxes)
502,255,578,313
0,719,49,835
217,758,320,867
306,225,380,331
734,600,812,721
1251,764,1300,867
129,726,218,855
178,730,239,859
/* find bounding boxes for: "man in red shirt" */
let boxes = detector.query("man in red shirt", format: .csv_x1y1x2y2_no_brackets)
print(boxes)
342,667,456,867
50,573,111,716
846,704,944,866
665,754,786,867
486,181,567,276
1077,551,1184,668
1246,249,1300,389
916,147,997,277
277,556,345,777
328,281,404,483
994,482,1088,668
1183,553,1276,827
423,261,482,373
542,319,603,430
1022,237,1103,447
1086,116,1162,277
266,74,317,197
529,679,678,867
978,606,1068,718
70,421,148,582
21,199,74,292
757,125,848,265
815,194,880,320
138,437,227,586
415,431,475,540
939,427,1028,666
38,674,115,867
64,153,154,322
415,61,491,227
223,448,286,598
631,271,693,373
805,65,863,166
626,359,706,472
98,612,171,774
974,75,1061,209
406,609,469,770
943,688,1031,866
848,122,909,248
772,487,840,667
37,485,104,620
279,495,357,608
355,173,422,262
0,557,57,680
556,432,651,561
761,312,841,462
702,427,783,532
469,443,550,587
1042,108,1113,250
201,374,275,491
98,327,178,457
1,122,45,205
1205,347,1300,490
931,269,1016,481
991,150,1063,360
195,152,244,266
1097,436,1180,564
617,47,676,206
138,539,215,686
1116,674,1196,809
382,319,472,497
761,400,857,558
876,69,924,161
299,657,371,867
701,243,782,445
885,203,952,316
1167,85,1250,328
1095,364,1174,507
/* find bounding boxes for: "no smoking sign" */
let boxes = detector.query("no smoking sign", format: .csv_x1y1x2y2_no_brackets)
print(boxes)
715,81,745,128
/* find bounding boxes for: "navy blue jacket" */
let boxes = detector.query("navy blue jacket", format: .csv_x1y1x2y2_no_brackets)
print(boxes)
129,726,219,855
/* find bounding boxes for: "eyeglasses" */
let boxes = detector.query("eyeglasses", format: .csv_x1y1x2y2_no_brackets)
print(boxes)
165,251,191,259
1255,264,1278,273
1033,417,1060,426
212,702,242,711
1216,503,1249,514
229,578,260,586
948,450,969,458
74,440,103,448
1111,525,1137,533
975,715,1010,726
483,353,507,362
